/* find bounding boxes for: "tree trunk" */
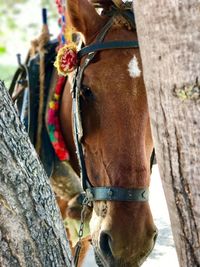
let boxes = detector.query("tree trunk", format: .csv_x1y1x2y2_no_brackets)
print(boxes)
0,81,73,266
134,1,200,267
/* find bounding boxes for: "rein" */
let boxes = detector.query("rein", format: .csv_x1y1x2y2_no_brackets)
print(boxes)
72,10,150,204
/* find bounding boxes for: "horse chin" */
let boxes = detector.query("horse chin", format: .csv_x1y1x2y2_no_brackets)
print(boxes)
93,247,149,267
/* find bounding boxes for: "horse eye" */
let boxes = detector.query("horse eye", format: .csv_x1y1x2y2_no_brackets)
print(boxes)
81,85,94,100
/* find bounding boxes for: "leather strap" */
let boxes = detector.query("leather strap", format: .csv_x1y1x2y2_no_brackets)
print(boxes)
72,11,150,202
72,17,115,191
78,40,139,59
84,187,149,202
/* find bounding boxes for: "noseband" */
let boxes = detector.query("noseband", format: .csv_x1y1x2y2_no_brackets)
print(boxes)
72,9,149,203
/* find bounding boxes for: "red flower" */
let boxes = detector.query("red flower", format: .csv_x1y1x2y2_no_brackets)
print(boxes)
54,44,78,76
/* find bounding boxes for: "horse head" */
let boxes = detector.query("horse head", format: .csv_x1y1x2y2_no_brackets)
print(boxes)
61,1,157,266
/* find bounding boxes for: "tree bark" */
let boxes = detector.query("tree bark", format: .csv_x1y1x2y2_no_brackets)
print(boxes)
0,81,73,266
134,1,200,267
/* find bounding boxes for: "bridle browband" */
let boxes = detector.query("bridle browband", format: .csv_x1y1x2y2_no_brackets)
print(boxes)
77,40,139,58
72,9,150,203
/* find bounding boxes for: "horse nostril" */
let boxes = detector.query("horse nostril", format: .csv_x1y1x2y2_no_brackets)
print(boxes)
99,231,113,258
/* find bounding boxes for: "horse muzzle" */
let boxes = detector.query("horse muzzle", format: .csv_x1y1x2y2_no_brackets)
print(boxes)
90,201,158,267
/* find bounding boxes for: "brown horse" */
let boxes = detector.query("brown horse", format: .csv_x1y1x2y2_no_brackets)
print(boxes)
60,1,157,266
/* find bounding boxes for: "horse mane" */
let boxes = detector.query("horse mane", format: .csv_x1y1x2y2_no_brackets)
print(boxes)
90,0,113,8
112,15,133,31
90,0,134,31
90,0,132,9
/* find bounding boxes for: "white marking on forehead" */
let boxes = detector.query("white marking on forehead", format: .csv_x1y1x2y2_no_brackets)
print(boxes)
128,55,141,78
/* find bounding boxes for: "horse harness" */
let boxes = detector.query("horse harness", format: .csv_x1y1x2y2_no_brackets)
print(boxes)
72,7,153,206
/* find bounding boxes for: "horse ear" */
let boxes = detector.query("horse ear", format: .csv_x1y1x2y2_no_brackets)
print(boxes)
66,0,105,42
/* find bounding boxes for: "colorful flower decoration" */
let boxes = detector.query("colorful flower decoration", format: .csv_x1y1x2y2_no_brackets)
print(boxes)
47,76,69,161
55,0,63,15
54,43,78,76
48,0,75,161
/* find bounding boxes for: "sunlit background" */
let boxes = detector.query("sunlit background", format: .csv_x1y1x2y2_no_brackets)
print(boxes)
0,0,59,87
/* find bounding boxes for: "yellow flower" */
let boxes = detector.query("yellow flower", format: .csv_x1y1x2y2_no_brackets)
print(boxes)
49,101,56,109
54,93,60,100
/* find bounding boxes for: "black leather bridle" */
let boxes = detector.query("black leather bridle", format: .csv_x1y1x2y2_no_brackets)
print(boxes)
72,9,150,203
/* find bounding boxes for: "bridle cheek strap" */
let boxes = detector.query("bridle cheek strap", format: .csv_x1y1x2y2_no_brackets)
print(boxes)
72,13,150,203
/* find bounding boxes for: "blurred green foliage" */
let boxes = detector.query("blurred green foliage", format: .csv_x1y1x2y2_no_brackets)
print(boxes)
0,64,16,88
0,47,6,54
0,0,58,86
0,0,57,55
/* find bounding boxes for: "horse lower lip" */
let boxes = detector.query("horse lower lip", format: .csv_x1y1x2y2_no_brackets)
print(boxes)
95,249,139,267
94,243,156,267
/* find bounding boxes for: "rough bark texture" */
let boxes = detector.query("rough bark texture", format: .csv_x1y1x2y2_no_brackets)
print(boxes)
0,81,73,266
134,1,200,267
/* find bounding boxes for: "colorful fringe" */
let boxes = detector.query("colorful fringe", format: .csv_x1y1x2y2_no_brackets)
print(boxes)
47,76,69,161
